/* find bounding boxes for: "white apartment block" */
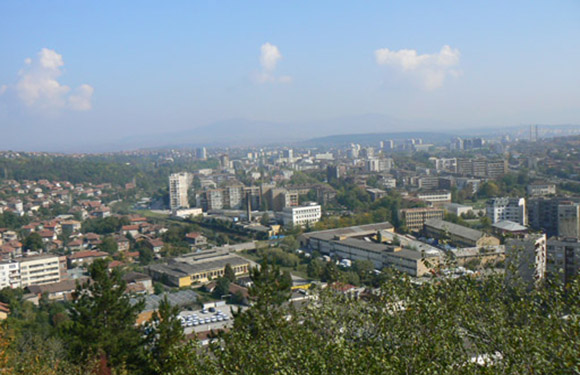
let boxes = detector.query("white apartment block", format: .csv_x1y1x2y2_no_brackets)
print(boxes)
417,191,452,206
19,254,65,288
169,172,193,211
0,261,20,289
366,158,394,172
486,197,527,226
527,183,556,197
281,203,322,227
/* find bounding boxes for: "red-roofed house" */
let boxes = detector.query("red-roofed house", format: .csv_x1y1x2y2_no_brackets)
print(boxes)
185,232,207,246
121,225,140,237
67,250,109,268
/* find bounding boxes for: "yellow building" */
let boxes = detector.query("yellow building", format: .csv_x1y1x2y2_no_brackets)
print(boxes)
147,255,250,287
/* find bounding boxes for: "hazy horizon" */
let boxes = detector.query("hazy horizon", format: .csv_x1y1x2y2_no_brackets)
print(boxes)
1,1,579,152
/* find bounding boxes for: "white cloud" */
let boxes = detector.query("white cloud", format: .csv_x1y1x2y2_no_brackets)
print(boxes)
255,43,291,84
260,43,282,71
0,48,94,112
375,45,461,90
68,84,94,111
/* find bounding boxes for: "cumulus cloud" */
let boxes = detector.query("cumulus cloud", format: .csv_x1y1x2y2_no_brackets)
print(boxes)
255,43,291,84
374,45,461,90
0,48,94,112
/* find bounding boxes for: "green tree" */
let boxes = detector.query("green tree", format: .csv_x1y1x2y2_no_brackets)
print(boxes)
213,277,231,299
23,232,43,251
224,263,236,282
144,297,186,375
64,259,145,372
99,236,118,255
260,213,270,226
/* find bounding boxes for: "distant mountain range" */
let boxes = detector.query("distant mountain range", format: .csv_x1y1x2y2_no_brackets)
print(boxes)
113,114,457,150
33,114,580,152
117,115,580,151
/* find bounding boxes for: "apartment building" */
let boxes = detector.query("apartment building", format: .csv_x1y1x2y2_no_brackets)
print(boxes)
505,234,547,287
399,207,444,232
19,254,66,288
281,203,322,227
486,197,527,226
169,172,193,211
456,159,507,178
558,203,580,239
527,183,556,197
0,261,20,289
416,191,452,207
547,237,580,285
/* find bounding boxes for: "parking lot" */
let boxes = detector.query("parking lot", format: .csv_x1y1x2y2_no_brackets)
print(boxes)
179,304,247,334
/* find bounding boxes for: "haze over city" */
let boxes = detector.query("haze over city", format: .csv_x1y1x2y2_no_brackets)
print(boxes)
0,1,579,151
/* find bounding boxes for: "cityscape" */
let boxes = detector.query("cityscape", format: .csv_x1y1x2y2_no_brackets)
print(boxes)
1,1,580,374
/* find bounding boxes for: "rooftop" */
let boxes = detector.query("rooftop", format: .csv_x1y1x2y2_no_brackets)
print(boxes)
425,219,488,242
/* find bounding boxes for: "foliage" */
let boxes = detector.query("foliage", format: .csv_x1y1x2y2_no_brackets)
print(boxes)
143,297,186,375
23,232,43,251
224,263,236,282
0,211,30,231
213,277,231,299
100,236,119,255
64,259,145,372
81,216,130,235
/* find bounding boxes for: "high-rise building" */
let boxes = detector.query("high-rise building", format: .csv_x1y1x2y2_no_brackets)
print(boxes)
169,172,192,211
506,234,547,287
223,185,244,209
558,203,580,239
220,154,230,169
486,197,527,226
196,147,207,160
383,140,394,151
547,237,580,285
528,198,580,237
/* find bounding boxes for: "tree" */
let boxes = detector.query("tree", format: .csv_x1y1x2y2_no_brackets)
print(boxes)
143,297,186,375
260,213,270,226
99,236,118,255
64,259,145,372
213,277,231,299
307,258,325,279
224,263,236,282
23,232,43,252
249,260,292,306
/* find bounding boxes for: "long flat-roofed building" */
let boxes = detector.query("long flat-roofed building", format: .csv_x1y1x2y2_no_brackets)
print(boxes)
424,219,500,248
147,255,250,288
300,222,440,277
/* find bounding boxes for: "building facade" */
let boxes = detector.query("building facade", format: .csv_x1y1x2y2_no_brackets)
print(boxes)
169,172,193,211
281,203,322,227
486,197,527,226
399,207,445,232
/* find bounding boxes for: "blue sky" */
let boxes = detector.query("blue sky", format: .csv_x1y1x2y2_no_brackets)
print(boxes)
1,0,579,150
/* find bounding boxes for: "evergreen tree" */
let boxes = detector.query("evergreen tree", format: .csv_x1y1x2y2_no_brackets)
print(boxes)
144,297,186,375
224,263,236,282
64,259,145,372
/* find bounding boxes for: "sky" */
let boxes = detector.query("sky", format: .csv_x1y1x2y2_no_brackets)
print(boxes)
1,0,579,151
